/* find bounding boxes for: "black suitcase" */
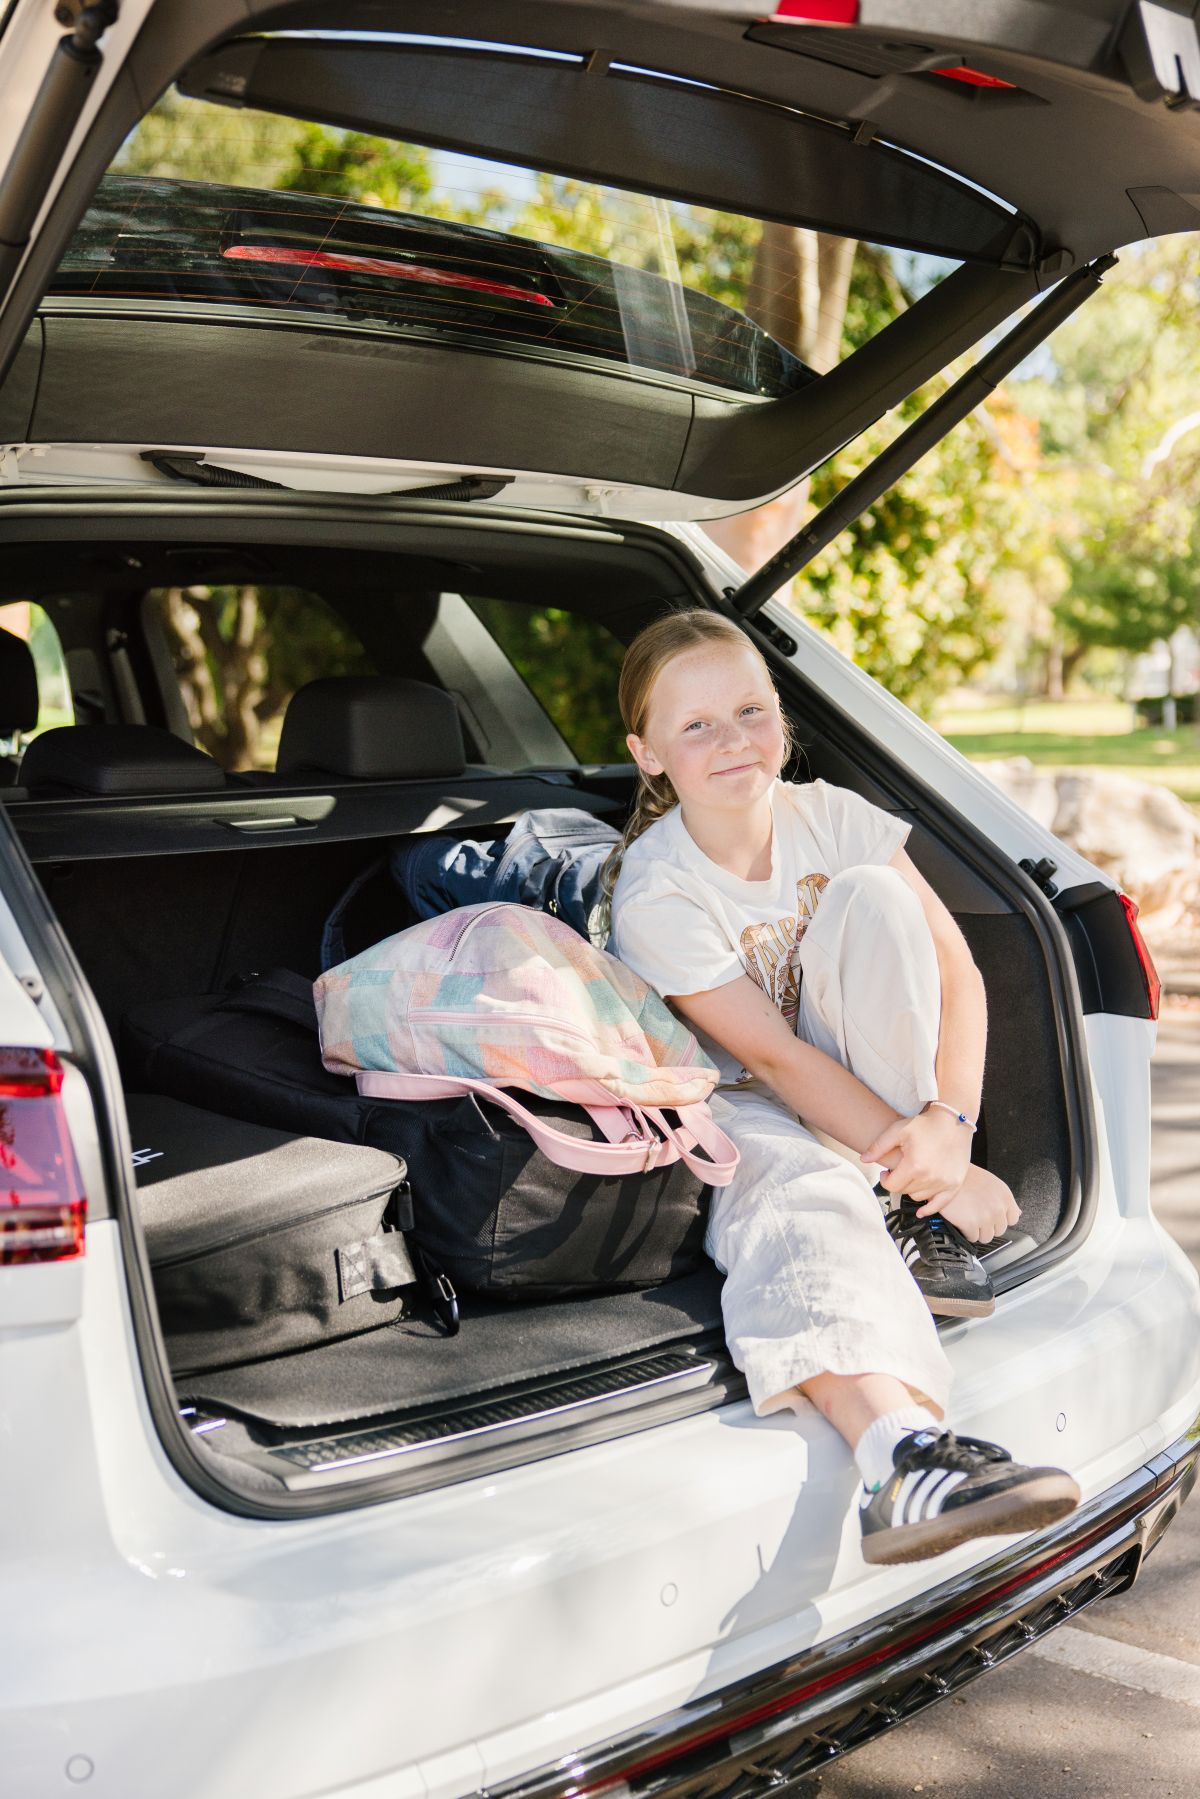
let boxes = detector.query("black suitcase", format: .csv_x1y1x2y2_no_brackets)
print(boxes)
126,1093,418,1373
122,974,711,1300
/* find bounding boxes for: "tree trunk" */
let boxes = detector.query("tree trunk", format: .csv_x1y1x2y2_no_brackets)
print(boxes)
1044,639,1065,702
703,227,857,577
1059,640,1090,694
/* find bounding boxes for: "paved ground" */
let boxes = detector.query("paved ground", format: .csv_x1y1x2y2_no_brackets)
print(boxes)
812,1007,1200,1799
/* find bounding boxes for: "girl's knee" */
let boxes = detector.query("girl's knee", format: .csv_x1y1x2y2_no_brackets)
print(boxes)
822,863,919,920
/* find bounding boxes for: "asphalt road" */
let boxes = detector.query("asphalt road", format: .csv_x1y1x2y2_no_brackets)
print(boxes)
813,1008,1200,1799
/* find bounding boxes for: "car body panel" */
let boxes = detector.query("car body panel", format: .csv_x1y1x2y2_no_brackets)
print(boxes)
3,1208,1198,1798
0,8,1197,1795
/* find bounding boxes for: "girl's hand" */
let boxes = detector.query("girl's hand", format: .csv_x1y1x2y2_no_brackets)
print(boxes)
862,1108,973,1207
917,1165,1020,1245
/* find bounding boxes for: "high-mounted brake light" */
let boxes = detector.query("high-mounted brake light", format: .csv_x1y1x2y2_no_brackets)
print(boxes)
933,66,1018,90
0,1048,87,1265
221,244,556,307
1118,894,1162,1021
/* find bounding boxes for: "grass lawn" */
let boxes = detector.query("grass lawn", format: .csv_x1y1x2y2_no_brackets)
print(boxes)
932,696,1200,810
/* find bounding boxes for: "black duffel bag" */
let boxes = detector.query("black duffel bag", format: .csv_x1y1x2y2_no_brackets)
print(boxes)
125,1092,416,1372
122,972,712,1302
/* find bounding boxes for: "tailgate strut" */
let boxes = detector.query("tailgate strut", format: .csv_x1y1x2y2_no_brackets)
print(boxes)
0,3,119,299
730,255,1116,622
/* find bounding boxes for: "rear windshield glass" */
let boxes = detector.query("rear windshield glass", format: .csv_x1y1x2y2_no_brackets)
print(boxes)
48,91,950,399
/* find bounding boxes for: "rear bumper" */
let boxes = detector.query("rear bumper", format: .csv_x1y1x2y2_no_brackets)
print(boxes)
484,1416,1200,1799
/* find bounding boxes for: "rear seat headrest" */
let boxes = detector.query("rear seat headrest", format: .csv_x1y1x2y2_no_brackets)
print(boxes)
276,677,466,781
0,626,39,737
20,725,226,796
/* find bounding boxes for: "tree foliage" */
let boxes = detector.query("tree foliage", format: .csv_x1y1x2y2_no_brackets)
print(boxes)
468,600,628,764
1020,238,1200,670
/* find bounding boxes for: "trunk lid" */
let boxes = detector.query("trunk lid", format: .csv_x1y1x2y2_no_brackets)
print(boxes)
1,3,1199,515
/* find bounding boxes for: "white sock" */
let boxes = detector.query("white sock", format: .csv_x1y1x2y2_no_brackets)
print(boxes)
854,1405,941,1492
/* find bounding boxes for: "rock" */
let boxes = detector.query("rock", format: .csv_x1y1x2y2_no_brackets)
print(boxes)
980,758,1200,893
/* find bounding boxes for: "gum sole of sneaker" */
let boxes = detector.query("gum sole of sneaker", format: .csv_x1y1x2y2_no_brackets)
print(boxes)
925,1294,996,1318
861,1475,1082,1566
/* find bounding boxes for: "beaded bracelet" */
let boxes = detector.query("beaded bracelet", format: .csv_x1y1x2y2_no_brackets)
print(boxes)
924,1099,978,1134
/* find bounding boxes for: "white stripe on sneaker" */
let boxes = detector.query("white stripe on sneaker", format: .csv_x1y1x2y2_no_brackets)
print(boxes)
896,1467,970,1523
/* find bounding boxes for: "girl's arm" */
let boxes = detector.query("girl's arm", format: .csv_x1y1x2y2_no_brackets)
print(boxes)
672,975,904,1154
672,847,1019,1240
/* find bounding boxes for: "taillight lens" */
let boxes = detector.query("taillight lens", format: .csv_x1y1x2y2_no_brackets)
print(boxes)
0,1048,87,1265
1118,894,1161,1022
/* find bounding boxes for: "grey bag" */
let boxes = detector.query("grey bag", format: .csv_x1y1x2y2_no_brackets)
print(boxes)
127,1093,417,1373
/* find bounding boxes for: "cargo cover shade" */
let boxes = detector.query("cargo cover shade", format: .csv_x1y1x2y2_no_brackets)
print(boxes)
3,2,1200,517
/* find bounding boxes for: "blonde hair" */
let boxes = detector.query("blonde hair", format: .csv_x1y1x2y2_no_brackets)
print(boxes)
599,610,792,910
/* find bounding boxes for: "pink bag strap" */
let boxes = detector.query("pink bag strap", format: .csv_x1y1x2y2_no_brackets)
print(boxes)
643,1105,740,1187
354,1071,738,1184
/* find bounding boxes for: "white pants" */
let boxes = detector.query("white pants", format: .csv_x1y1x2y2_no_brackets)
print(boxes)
706,864,953,1416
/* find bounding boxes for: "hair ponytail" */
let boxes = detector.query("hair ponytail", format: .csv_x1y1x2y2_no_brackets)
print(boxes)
599,767,677,909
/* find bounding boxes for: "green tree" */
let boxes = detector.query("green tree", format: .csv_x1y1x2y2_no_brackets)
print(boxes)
157,586,373,769
1020,238,1200,684
114,91,310,188
275,124,435,210
468,601,628,763
798,408,1021,711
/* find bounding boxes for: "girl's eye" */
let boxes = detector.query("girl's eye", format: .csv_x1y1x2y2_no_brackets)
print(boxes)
683,719,707,733
741,706,764,718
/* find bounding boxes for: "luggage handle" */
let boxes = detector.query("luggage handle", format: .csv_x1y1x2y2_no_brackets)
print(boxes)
354,1070,738,1185
642,1105,740,1186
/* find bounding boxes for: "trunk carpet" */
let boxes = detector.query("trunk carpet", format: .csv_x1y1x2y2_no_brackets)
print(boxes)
179,1266,726,1429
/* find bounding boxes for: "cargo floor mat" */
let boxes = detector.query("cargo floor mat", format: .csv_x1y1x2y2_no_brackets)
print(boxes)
179,1266,727,1429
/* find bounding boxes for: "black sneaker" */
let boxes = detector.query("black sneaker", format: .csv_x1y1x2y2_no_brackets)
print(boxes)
860,1429,1081,1565
885,1196,996,1318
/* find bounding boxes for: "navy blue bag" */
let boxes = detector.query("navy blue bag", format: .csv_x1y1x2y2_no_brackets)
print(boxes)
320,808,621,971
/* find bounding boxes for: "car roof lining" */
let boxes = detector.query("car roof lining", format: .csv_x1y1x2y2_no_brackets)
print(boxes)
0,508,703,622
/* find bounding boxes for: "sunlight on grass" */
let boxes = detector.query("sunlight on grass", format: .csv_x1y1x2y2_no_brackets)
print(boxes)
931,694,1200,812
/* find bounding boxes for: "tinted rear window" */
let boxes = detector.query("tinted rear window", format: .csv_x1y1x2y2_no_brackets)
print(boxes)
46,89,921,398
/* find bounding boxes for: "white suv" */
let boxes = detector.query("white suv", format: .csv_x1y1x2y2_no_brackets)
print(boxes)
1,5,1198,1797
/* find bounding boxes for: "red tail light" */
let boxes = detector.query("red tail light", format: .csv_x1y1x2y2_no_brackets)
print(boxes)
1118,894,1162,1021
221,244,556,307
0,1048,87,1265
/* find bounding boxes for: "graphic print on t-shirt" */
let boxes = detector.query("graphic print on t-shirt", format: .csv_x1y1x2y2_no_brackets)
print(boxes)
738,872,829,1024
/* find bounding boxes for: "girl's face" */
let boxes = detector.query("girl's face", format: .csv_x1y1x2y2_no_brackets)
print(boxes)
627,643,786,815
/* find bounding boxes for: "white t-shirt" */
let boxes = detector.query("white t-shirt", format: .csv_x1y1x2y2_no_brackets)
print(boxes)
610,779,910,1084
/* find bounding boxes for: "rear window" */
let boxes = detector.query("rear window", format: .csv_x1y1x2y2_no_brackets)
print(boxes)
146,585,373,771
467,600,627,764
0,602,74,739
47,88,949,398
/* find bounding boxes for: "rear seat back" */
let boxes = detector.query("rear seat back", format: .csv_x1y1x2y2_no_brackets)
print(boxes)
276,677,466,782
19,724,226,797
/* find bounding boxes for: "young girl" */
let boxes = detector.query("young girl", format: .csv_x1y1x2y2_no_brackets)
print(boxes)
606,610,1080,1565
